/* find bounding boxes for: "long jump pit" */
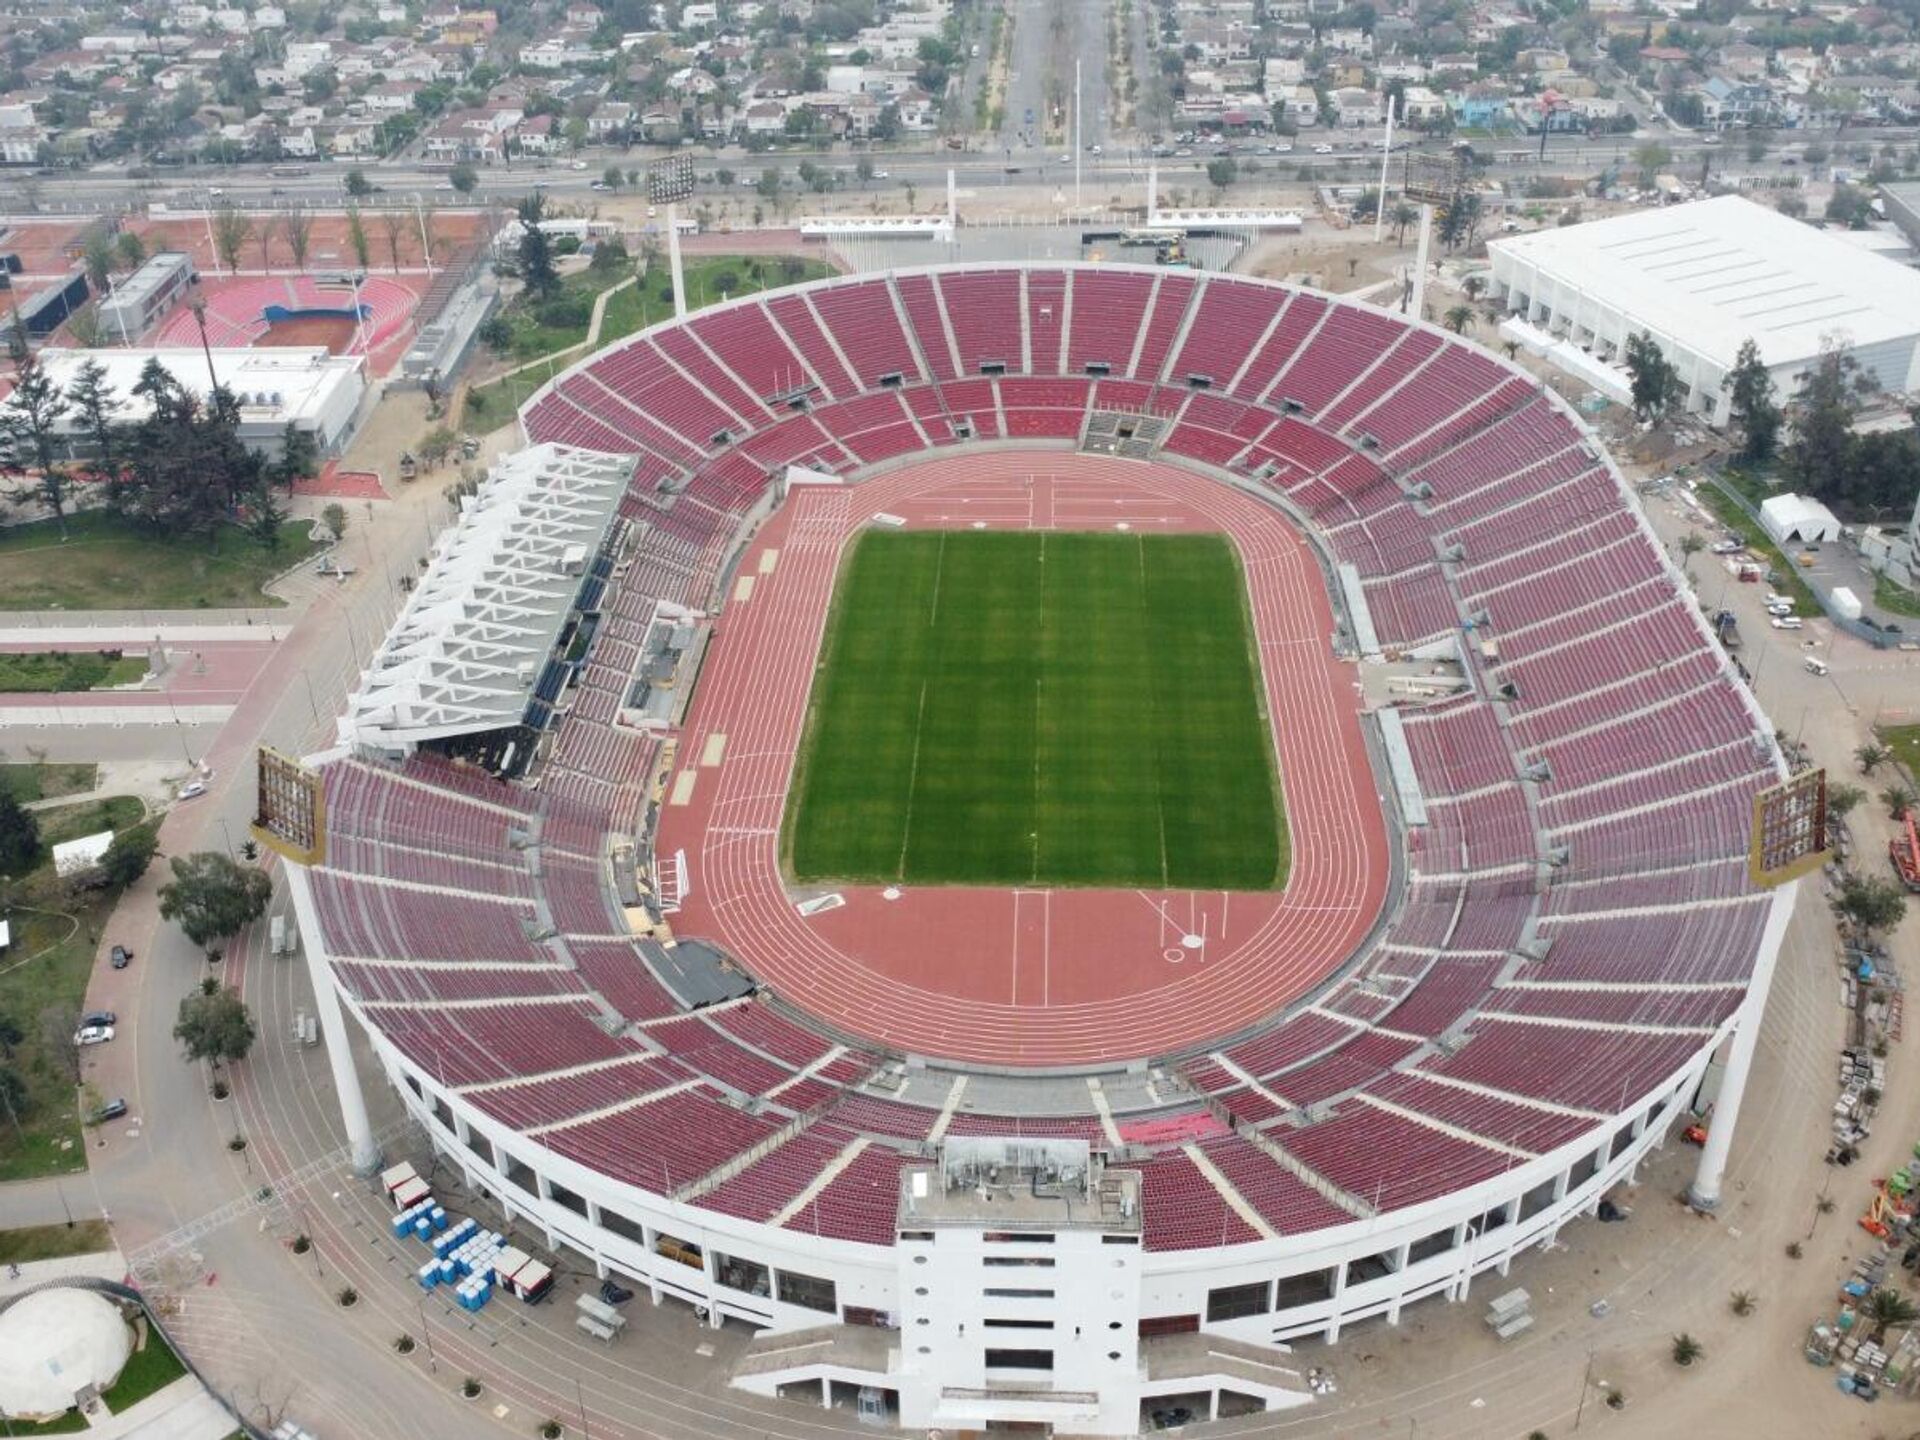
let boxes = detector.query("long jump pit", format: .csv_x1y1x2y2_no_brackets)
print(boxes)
654,452,1393,1070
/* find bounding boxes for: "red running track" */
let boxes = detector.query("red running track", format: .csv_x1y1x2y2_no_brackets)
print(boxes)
655,453,1390,1067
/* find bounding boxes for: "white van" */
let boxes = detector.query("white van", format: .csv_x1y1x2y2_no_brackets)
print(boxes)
1804,657,1829,676
1771,616,1804,631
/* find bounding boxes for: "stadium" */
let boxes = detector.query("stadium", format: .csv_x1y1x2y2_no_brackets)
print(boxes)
271,262,1796,1433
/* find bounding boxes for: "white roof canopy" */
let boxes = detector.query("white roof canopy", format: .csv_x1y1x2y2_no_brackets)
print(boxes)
1491,195,1920,371
1760,492,1842,545
338,443,634,748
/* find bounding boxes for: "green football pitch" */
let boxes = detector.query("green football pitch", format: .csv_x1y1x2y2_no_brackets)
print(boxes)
783,530,1288,889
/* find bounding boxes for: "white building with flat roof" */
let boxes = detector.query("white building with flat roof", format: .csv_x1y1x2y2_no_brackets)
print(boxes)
1488,195,1920,419
30,346,366,456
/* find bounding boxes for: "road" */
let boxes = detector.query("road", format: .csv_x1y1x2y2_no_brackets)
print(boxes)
18,124,1908,215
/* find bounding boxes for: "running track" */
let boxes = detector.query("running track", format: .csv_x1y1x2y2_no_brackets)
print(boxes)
656,453,1390,1067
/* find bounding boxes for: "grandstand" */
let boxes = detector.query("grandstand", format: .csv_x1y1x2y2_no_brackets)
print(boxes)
281,264,1794,1435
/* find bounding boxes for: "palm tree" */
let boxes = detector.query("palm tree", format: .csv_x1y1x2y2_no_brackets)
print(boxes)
1829,783,1866,819
1884,785,1915,821
1671,1332,1703,1367
1866,1287,1919,1344
1443,304,1474,334
1856,741,1891,774
1730,1289,1757,1317
1390,201,1417,244
1463,275,1486,304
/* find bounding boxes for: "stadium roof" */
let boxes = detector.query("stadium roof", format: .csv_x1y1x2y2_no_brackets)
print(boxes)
338,443,633,749
1489,195,1920,369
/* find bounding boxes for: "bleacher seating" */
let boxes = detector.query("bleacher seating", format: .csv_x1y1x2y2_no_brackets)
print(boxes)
301,264,1778,1258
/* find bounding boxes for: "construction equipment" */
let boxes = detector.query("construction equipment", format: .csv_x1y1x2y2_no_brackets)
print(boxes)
1891,812,1920,892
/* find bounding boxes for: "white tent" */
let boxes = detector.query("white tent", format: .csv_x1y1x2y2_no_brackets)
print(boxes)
51,831,113,879
0,1288,133,1420
1760,493,1842,546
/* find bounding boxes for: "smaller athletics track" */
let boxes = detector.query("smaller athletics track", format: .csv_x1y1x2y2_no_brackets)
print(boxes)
656,451,1392,1069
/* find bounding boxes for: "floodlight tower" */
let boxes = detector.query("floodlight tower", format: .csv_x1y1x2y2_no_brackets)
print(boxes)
1400,148,1465,324
648,154,696,320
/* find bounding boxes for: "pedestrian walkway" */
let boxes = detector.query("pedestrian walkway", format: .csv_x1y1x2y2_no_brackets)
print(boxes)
0,624,293,644
0,1250,124,1298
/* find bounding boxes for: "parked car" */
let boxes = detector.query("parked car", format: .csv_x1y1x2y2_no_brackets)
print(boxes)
1710,538,1743,554
110,945,132,969
589,180,612,191
177,780,206,800
87,1099,128,1125
73,1023,115,1046
1805,657,1830,676
1313,143,1334,154
1771,616,1804,630
81,1010,116,1029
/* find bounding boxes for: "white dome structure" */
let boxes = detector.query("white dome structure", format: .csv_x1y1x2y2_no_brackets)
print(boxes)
0,1288,133,1421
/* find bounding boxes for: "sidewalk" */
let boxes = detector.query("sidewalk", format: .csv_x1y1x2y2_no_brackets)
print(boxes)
0,1250,124,1298
0,1174,105,1231
85,1375,234,1440
0,623,294,644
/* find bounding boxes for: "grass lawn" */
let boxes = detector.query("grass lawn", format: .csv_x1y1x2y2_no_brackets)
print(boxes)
0,801,150,1183
0,651,147,694
462,254,837,429
0,512,319,612
2,1407,88,1434
0,1219,114,1266
1693,481,1819,612
1882,724,1920,784
0,763,97,804
1875,571,1920,621
785,531,1286,889
101,1329,189,1414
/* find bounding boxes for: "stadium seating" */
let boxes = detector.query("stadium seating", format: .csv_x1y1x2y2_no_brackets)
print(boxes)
307,264,1777,1259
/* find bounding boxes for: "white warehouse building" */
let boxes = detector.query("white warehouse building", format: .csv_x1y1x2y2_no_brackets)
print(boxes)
1487,195,1920,420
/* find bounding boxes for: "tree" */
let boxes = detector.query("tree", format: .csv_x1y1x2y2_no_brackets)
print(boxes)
449,163,479,196
418,425,458,468
374,209,406,272
345,207,372,270
322,501,348,539
1828,783,1865,819
0,1064,26,1133
0,792,40,877
603,165,624,191
40,1003,80,1087
1838,873,1908,940
1785,346,1873,503
244,473,288,549
0,1014,22,1063
211,205,253,274
1624,331,1679,423
1776,191,1808,219
1670,1333,1703,1367
1856,741,1891,774
1721,338,1780,464
1632,141,1672,186
273,423,318,488
1390,202,1416,245
1866,1288,1919,1345
173,986,256,1067
157,852,273,950
81,229,115,295
1884,786,1916,821
1206,156,1237,190
1730,1290,1757,1317
344,167,373,197
114,229,147,273
254,214,280,272
100,824,158,890
1678,531,1704,574
1443,304,1474,334
0,353,74,535
478,315,513,353
1437,191,1482,251
66,356,120,478
516,194,559,298
284,210,314,272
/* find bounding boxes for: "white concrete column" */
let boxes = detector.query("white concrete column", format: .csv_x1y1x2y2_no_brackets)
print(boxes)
300,921,383,1175
1411,202,1434,321
667,202,688,319
1690,880,1799,1210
